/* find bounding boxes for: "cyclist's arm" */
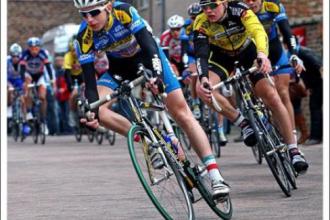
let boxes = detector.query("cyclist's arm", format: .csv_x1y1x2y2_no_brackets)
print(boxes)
242,9,269,56
64,69,73,92
276,4,297,54
45,63,54,81
134,27,163,78
19,63,26,81
193,30,210,79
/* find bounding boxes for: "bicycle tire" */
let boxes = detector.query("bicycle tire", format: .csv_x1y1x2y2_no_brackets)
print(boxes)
12,123,19,142
251,144,263,164
174,125,191,151
174,125,199,166
211,112,221,158
107,130,116,146
87,130,95,142
280,152,297,189
192,166,233,220
128,125,195,220
247,109,291,197
96,132,103,145
32,120,39,144
40,122,46,145
269,127,297,189
74,122,83,142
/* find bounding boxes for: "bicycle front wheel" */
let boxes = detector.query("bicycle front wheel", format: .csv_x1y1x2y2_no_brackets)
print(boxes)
248,110,291,197
107,130,116,146
251,144,263,164
96,132,103,145
128,125,194,220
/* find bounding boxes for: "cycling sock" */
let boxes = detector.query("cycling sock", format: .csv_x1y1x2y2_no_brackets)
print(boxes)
218,125,224,133
233,113,247,128
288,144,300,157
202,155,224,182
293,129,298,143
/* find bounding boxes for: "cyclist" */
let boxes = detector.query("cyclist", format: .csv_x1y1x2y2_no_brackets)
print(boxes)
182,3,203,119
193,0,308,173
7,43,31,135
185,2,228,145
160,14,187,77
63,37,84,127
242,0,306,144
287,39,323,145
19,37,55,129
73,0,229,197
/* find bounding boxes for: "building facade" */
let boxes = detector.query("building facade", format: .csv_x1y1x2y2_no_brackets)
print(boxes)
8,0,323,56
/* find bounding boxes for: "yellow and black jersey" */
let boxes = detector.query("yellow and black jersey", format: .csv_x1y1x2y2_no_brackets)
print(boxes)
63,51,82,76
193,1,268,55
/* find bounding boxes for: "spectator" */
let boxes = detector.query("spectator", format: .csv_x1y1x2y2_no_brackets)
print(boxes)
54,55,72,134
296,46,323,145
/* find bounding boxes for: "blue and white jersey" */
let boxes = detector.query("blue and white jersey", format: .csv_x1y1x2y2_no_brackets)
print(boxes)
75,1,146,65
256,0,288,40
19,49,50,75
7,56,21,80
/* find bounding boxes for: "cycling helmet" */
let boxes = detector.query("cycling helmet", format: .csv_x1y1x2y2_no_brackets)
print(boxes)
167,15,185,29
199,0,223,6
9,43,22,56
27,37,41,47
73,0,108,9
187,3,202,16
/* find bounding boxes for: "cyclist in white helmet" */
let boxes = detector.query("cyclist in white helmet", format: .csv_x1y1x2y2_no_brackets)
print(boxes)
160,15,186,76
7,43,31,135
72,0,230,198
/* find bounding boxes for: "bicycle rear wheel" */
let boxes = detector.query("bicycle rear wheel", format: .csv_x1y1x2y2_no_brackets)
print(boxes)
128,125,195,220
269,128,297,189
248,110,291,197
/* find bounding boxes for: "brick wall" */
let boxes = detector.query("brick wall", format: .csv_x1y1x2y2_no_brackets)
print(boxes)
8,0,81,50
282,0,323,56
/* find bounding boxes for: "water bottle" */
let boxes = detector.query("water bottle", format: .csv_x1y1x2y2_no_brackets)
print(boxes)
162,132,178,154
257,110,271,131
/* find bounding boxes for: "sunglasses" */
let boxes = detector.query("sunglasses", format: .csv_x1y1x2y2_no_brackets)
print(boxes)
170,28,181,32
79,5,107,18
201,2,219,10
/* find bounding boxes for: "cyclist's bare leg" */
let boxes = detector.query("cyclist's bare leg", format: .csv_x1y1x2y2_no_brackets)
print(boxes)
24,77,33,112
69,88,78,110
188,63,198,99
197,71,240,121
165,88,230,196
273,74,295,130
97,85,131,136
38,85,47,120
171,63,180,77
165,88,213,157
254,78,295,144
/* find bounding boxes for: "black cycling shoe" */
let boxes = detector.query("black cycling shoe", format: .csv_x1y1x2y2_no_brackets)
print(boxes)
290,149,309,174
242,125,257,147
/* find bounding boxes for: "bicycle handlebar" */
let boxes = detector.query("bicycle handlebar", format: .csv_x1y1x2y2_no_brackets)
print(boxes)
212,66,258,90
